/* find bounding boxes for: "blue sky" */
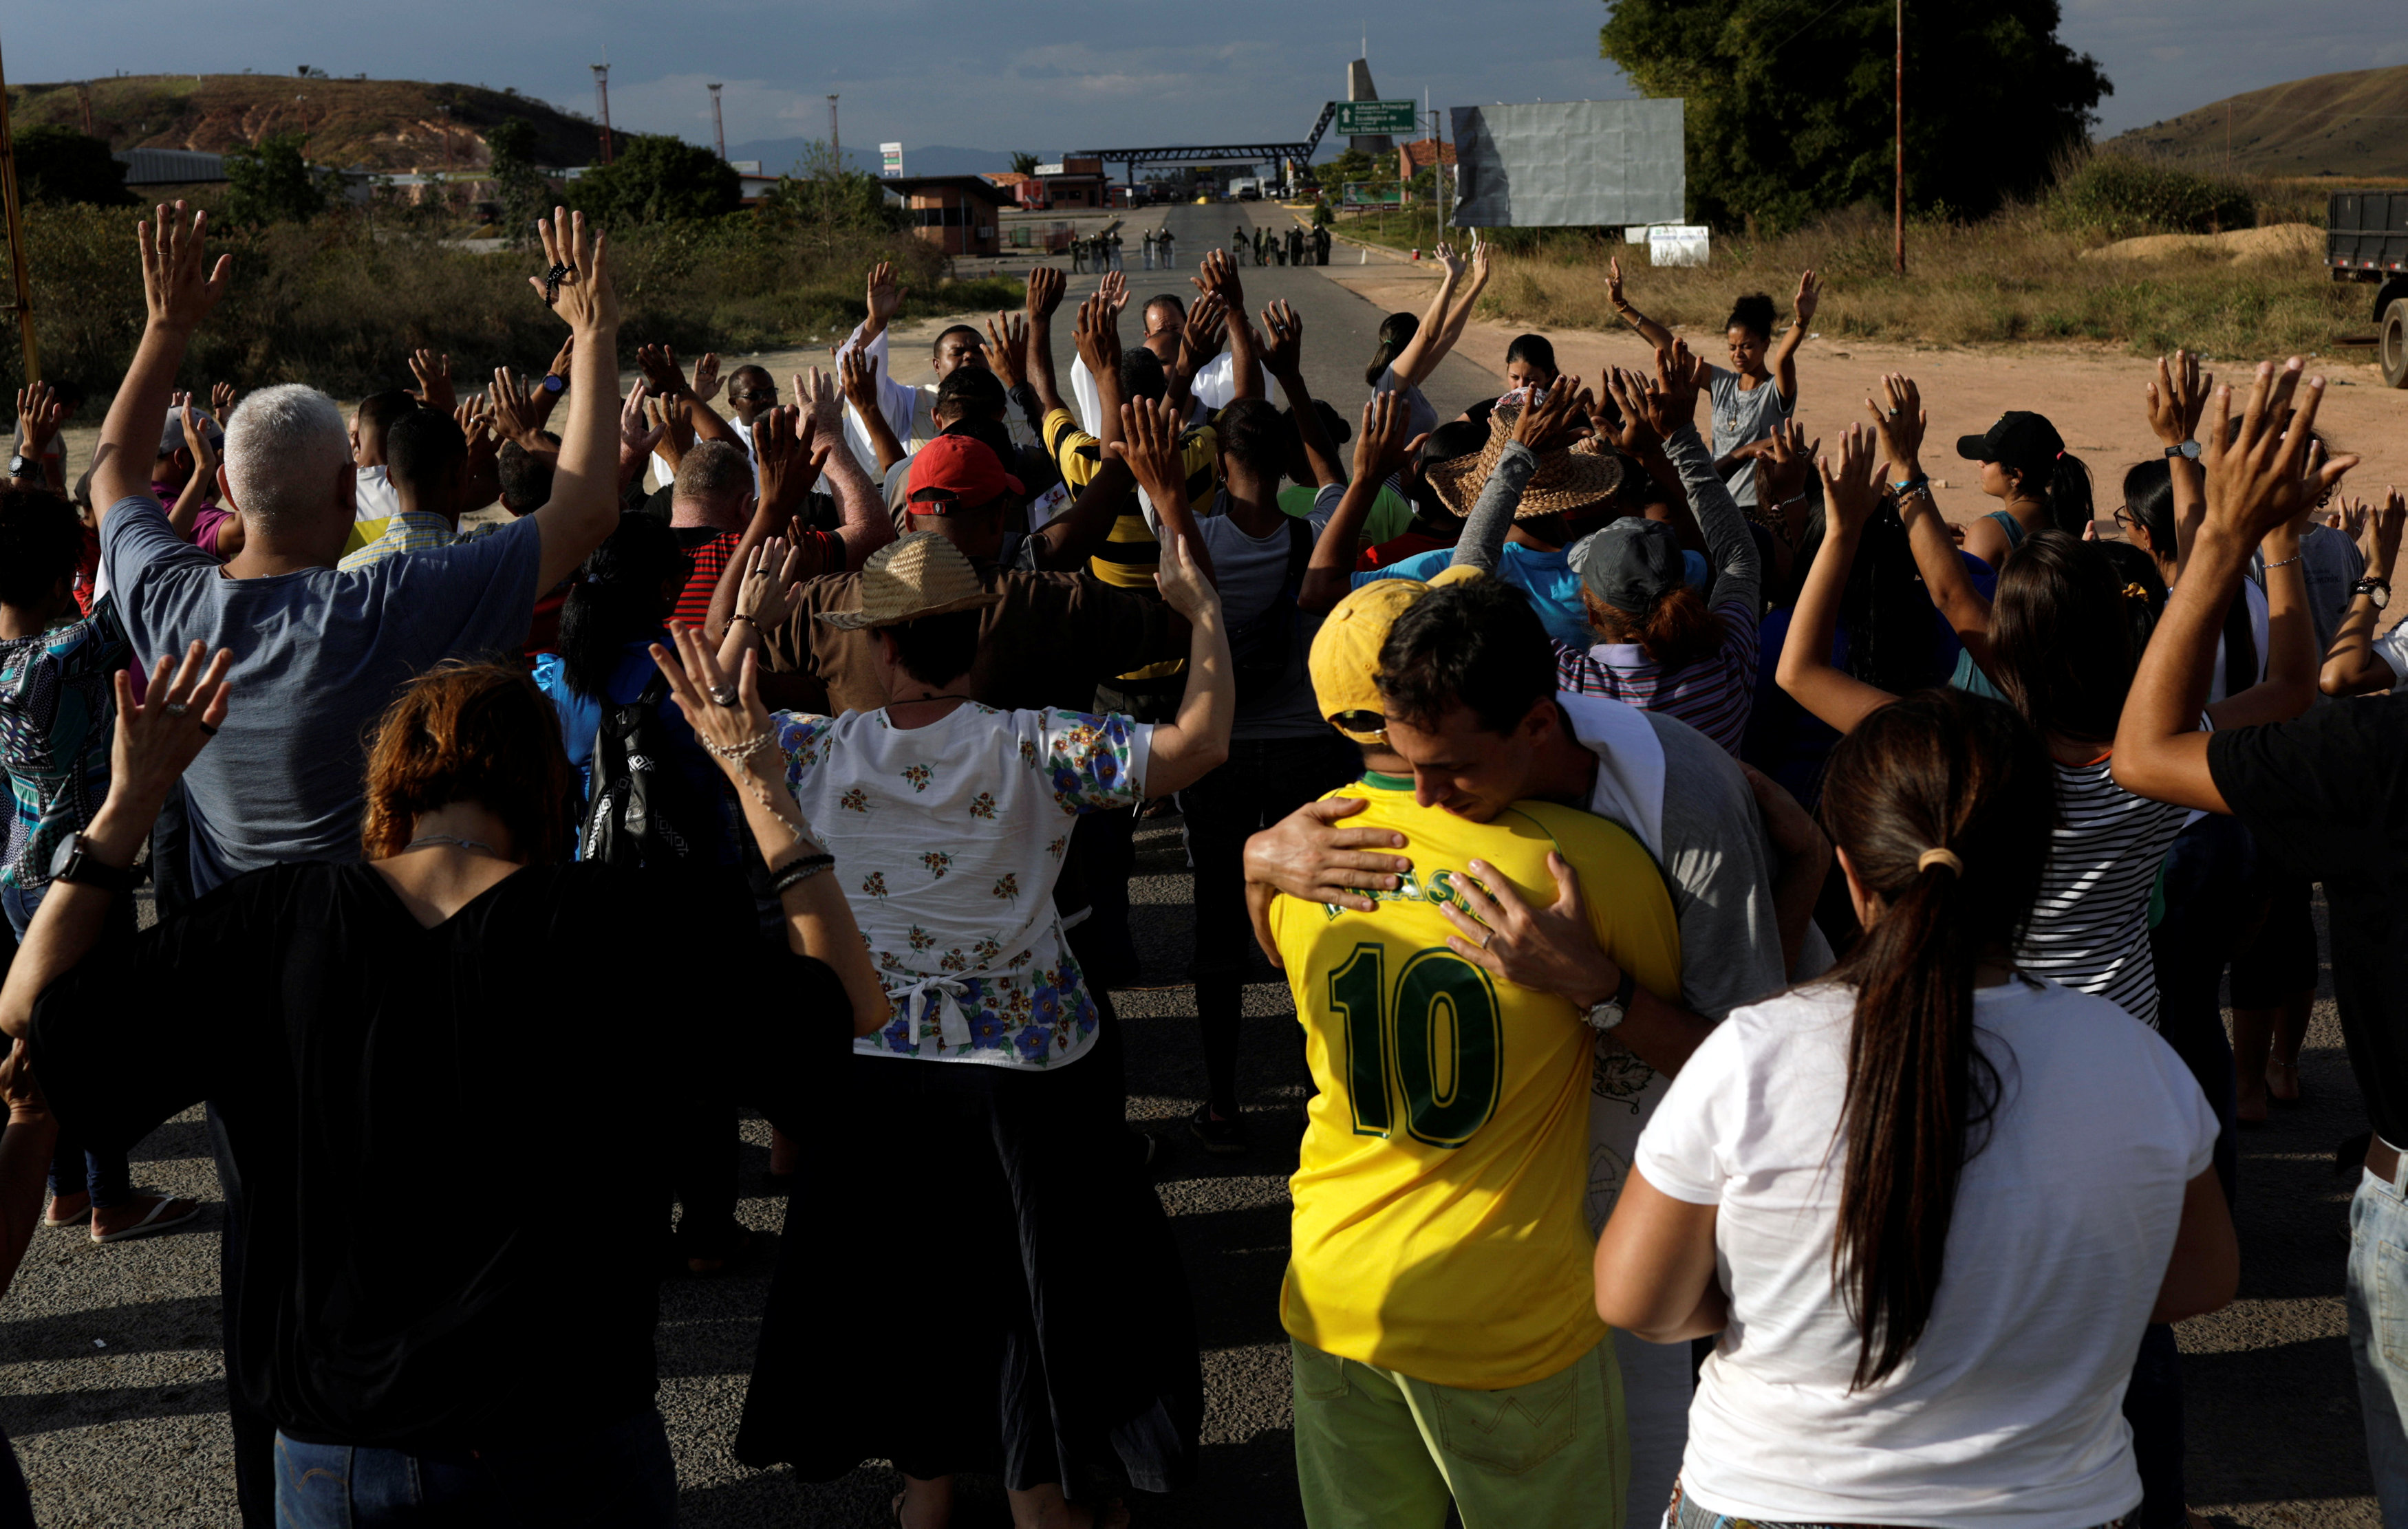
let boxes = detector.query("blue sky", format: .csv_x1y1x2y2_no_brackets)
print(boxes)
19,0,2401,155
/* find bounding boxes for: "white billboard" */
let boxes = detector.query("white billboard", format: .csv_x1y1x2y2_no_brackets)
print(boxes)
881,142,904,176
1449,99,1686,228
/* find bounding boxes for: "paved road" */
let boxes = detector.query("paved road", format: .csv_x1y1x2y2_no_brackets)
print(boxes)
0,202,2378,1527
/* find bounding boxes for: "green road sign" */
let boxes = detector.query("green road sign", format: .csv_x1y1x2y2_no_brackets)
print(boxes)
1335,100,1418,137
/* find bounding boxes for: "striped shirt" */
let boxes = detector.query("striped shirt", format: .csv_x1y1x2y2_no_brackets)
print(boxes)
1554,600,1761,757
337,510,460,572
1041,405,1218,688
2017,755,2187,1028
673,528,743,629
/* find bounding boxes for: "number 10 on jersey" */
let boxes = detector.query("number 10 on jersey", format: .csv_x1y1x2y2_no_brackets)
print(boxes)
1327,944,1503,1149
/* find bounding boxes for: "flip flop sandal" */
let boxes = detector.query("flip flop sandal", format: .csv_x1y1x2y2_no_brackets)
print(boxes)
43,1200,90,1229
91,1197,202,1245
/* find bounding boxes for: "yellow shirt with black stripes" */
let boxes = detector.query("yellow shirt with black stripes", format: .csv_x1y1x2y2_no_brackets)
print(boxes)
1041,406,1219,688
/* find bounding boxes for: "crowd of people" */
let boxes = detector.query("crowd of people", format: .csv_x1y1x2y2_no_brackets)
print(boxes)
0,196,2398,1529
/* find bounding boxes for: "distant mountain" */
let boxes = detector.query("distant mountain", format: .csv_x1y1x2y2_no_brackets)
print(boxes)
9,73,599,173
2100,65,2408,180
722,140,1024,179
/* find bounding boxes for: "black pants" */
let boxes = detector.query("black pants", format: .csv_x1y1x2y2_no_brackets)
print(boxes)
1177,737,1357,1118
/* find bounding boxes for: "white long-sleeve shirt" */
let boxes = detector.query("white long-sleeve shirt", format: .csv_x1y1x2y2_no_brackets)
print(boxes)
836,321,1037,476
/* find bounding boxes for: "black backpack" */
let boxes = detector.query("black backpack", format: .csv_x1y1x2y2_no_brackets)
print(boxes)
579,674,705,867
1225,518,1315,706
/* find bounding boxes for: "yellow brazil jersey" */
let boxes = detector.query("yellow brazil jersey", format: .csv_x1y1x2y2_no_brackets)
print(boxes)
1268,773,1681,1391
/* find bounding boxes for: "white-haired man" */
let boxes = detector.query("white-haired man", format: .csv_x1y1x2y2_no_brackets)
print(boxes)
89,204,623,896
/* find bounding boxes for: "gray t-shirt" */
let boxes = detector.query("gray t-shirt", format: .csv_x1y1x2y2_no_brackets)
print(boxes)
1192,483,1342,741
102,497,543,894
1706,365,1793,510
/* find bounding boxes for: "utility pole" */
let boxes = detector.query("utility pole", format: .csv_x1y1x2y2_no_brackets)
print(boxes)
74,81,94,137
1893,0,1906,276
708,83,726,161
828,94,840,164
0,28,38,384
592,64,614,166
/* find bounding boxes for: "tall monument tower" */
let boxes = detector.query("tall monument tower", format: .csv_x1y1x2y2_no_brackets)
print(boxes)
1347,58,1393,155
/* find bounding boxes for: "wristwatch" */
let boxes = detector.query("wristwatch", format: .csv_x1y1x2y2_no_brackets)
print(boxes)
1584,968,1640,1034
2353,576,2391,610
48,833,141,896
540,373,566,395
2164,441,2201,461
7,455,31,479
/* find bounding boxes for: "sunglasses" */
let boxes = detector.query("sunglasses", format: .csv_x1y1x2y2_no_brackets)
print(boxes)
1331,709,1388,741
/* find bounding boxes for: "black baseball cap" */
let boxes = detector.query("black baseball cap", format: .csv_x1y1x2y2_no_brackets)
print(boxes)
1580,516,1684,614
1955,411,2065,477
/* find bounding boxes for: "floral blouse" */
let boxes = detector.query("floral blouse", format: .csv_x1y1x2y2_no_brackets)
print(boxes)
774,703,1152,1069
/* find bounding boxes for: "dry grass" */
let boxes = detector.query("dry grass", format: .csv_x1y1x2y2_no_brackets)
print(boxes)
1469,203,2360,360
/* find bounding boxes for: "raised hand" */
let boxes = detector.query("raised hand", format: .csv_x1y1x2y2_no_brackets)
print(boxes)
617,380,660,454
1071,292,1122,379
795,367,842,440
1794,268,1822,326
1465,230,1494,293
1434,240,1464,281
838,347,881,418
866,261,905,326
691,351,724,404
1651,340,1706,433
529,207,616,333
1354,390,1416,483
2145,349,2214,448
734,536,808,631
1864,372,1926,477
491,367,543,447
210,380,239,422
1152,530,1222,626
1179,292,1227,365
1600,367,1662,455
1105,395,1187,508
178,405,220,478
985,311,1029,392
1097,268,1129,318
1603,254,1628,311
407,348,455,414
753,404,821,519
1192,246,1243,310
1511,373,1588,451
1026,263,1066,323
108,640,233,814
544,333,576,384
140,200,233,332
1259,299,1304,379
650,624,786,788
1764,418,1818,504
13,382,63,457
2202,359,2358,549
1817,422,1882,536
2362,488,2407,580
634,343,691,400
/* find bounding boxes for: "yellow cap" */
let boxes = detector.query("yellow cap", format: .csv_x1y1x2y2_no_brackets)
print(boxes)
1307,565,1486,745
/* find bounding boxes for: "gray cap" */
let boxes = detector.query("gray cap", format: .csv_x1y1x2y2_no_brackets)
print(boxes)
160,408,224,457
1580,516,1683,614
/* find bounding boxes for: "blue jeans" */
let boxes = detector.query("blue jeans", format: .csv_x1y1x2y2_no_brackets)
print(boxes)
273,1410,676,1528
2350,1158,2408,1526
3,881,133,1211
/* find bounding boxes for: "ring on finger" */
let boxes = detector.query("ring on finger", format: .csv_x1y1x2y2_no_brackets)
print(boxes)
163,702,189,718
708,683,741,708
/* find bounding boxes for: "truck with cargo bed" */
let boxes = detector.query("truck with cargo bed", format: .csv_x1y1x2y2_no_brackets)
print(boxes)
2329,191,2408,388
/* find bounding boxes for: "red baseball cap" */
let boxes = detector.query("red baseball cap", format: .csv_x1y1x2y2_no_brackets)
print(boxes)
906,433,1024,511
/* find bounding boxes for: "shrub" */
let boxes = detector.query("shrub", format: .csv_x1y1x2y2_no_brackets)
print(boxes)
2051,153,2257,238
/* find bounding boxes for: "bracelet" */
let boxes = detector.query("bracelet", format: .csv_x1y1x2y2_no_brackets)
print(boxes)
729,612,757,627
767,853,835,894
1889,475,1929,494
2262,552,2302,571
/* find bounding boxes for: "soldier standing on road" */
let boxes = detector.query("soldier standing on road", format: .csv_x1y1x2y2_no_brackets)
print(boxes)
1159,227,1176,268
1143,228,1158,270
1232,224,1248,265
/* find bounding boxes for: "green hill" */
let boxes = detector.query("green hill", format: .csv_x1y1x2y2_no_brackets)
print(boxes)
5,73,602,173
2102,65,2408,181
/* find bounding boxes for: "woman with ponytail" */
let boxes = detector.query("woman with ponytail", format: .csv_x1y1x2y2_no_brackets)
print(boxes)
1364,236,1491,437
1595,686,2235,1528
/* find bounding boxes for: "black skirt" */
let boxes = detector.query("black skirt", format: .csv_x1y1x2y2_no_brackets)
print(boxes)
735,1026,1203,1496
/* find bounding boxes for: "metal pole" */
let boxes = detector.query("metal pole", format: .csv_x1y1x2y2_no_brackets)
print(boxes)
592,65,613,166
1893,0,1905,276
709,83,726,161
0,28,38,384
828,95,839,164
74,82,94,137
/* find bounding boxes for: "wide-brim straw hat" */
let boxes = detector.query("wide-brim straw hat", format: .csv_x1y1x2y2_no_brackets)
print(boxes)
816,532,1004,631
1424,404,1624,520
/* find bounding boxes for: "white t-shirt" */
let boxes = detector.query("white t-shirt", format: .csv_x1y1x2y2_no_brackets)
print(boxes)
1191,484,1341,740
2372,622,2408,694
1636,979,2216,1528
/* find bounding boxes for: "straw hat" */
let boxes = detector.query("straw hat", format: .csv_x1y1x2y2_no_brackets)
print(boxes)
816,532,1004,631
1423,403,1624,521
